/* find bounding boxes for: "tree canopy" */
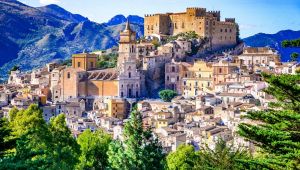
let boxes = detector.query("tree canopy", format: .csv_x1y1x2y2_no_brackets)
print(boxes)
166,144,199,170
290,52,299,61
108,110,165,170
166,140,250,170
281,39,300,48
159,89,177,102
96,53,118,69
77,129,112,170
238,73,300,169
0,105,80,170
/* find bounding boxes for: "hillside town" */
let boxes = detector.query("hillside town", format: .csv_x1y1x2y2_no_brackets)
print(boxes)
1,7,299,154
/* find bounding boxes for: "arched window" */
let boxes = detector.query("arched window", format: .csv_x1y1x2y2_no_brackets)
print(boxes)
128,72,131,78
172,67,175,72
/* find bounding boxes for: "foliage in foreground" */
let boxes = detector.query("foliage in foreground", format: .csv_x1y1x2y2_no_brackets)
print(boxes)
0,105,80,169
107,110,165,170
238,73,300,169
167,140,251,170
77,129,112,169
2,73,299,170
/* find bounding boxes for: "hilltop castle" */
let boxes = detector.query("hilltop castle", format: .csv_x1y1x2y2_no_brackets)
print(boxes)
144,7,238,50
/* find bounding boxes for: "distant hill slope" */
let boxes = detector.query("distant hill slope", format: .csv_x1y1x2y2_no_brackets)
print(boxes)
37,4,88,23
106,14,144,26
0,0,144,79
243,30,300,61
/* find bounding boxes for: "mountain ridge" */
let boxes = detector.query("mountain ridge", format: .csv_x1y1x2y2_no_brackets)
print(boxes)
243,30,300,61
37,4,88,23
0,0,143,79
0,0,299,80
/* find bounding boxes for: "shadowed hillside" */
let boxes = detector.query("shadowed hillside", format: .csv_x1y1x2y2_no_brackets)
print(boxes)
0,0,144,79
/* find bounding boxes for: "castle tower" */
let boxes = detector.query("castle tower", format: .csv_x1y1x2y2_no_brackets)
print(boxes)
118,21,144,98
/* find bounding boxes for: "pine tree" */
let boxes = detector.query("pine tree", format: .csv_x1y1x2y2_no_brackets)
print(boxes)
195,139,251,170
108,110,165,170
238,73,300,169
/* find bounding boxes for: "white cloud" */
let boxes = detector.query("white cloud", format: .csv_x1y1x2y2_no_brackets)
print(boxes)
39,0,61,5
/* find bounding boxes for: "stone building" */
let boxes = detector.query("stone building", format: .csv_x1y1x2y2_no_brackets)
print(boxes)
165,61,192,94
182,60,214,97
212,60,240,86
238,47,280,70
59,21,145,101
144,7,237,50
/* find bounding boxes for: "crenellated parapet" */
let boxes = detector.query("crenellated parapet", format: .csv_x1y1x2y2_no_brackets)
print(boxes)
145,13,170,17
225,18,235,23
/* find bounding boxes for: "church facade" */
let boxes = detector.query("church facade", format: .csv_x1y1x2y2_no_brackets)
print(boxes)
59,21,145,101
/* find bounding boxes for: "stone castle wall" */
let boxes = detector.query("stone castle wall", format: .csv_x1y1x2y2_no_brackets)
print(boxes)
144,7,237,50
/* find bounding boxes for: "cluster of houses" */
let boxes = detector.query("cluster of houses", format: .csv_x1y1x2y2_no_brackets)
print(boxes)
1,20,299,153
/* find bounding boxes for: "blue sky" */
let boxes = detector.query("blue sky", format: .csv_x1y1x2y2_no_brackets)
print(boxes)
20,0,300,38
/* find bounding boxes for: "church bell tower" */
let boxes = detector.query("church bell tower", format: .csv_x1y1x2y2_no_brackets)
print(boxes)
117,21,144,98
117,20,137,70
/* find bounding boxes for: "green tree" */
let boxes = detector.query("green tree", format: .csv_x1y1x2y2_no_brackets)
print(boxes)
8,65,20,75
238,73,300,169
96,53,118,69
62,59,72,66
281,39,300,48
3,104,51,169
77,129,112,170
108,110,165,170
290,52,299,61
195,139,251,170
9,104,47,139
151,38,161,48
166,144,199,170
0,105,81,169
8,107,19,122
47,114,80,169
0,118,14,157
159,90,177,102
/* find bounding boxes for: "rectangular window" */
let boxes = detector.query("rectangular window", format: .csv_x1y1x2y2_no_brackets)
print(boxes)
77,62,81,67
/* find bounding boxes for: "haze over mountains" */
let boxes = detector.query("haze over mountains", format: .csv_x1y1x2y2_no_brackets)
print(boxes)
0,0,299,79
